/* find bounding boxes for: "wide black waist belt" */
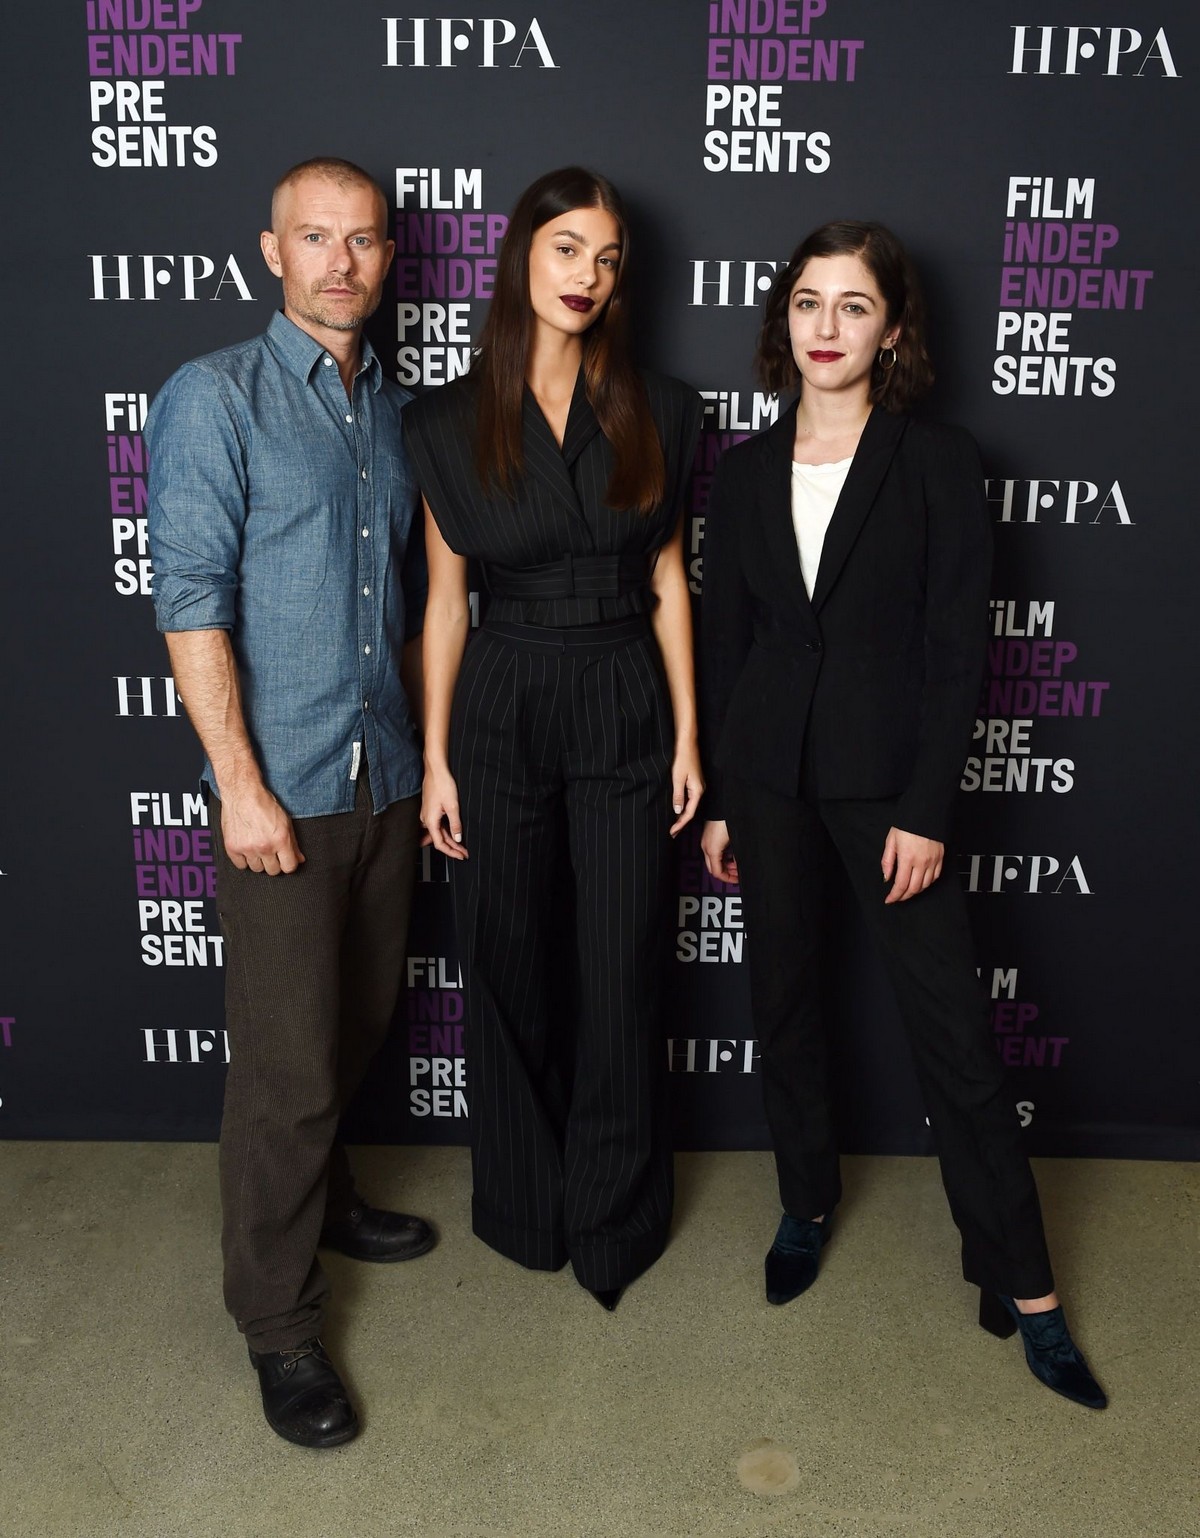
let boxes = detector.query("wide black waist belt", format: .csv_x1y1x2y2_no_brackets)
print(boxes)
483,551,648,600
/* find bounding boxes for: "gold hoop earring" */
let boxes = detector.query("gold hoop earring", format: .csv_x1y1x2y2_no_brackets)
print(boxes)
878,345,897,371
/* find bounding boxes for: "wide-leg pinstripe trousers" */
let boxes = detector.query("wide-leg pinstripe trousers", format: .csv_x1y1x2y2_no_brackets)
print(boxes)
449,615,675,1291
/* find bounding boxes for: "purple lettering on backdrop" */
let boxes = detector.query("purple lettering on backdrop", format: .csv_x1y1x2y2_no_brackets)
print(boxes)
998,1036,1069,1069
107,435,147,474
408,1016,466,1054
694,431,752,473
708,0,829,38
1004,223,1120,264
407,993,464,1027
393,211,506,301
395,213,507,256
86,1,207,31
708,37,863,81
998,266,1154,310
980,638,1109,718
395,258,497,301
979,679,1110,719
691,431,751,520
134,864,218,899
992,1001,1040,1033
87,32,241,77
987,639,1079,677
0,1017,14,1049
134,827,212,862
109,476,148,516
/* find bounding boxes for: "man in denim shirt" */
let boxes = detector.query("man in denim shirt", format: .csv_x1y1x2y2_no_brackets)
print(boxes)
147,158,434,1449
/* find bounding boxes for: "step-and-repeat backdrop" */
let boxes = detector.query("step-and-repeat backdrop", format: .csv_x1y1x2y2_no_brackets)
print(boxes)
2,2,1197,1159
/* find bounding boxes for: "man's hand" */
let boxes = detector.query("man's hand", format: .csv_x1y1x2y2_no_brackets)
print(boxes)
221,782,305,875
881,826,943,904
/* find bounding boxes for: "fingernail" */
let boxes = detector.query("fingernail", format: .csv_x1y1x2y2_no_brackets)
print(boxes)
673,804,683,814
453,833,462,843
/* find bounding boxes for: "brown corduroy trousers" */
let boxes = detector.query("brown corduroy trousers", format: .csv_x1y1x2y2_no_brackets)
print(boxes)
212,775,421,1353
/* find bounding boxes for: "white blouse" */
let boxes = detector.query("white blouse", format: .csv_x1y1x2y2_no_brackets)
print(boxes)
790,456,853,598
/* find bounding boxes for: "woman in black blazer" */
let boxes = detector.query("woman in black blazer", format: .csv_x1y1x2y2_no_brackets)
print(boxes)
405,168,703,1310
700,221,1105,1408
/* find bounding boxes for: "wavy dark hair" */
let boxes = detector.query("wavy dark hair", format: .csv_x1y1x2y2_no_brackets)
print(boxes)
756,220,934,412
472,166,664,512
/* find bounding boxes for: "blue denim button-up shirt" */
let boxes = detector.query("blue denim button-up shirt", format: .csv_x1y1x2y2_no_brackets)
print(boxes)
146,311,426,818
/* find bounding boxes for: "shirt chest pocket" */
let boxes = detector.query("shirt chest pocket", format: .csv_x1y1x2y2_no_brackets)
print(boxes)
377,452,418,538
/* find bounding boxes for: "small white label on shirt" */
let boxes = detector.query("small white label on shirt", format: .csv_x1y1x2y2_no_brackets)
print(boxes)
350,741,362,781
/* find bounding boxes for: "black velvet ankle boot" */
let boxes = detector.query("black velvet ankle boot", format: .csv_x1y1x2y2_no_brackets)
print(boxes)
764,1213,831,1305
979,1289,1107,1409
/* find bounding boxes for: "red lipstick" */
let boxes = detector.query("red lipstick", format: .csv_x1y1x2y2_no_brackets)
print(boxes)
561,295,595,313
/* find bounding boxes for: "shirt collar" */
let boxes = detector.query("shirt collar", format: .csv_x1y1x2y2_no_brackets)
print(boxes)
266,310,383,393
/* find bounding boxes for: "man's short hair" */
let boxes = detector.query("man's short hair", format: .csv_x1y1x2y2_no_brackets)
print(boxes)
270,158,388,232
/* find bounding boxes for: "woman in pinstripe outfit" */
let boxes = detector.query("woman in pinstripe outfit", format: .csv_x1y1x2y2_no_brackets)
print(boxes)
404,167,703,1309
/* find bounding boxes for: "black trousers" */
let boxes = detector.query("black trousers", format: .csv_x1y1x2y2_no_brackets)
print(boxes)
449,616,675,1291
213,774,421,1353
726,775,1054,1298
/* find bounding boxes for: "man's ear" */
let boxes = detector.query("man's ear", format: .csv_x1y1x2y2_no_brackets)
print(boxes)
260,230,282,278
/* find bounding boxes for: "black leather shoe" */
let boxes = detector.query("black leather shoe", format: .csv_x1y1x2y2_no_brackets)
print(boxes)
979,1290,1107,1409
248,1338,359,1448
588,1287,623,1312
319,1203,436,1263
764,1213,831,1305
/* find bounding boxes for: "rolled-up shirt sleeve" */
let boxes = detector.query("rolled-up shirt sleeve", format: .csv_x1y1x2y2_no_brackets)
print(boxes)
146,361,249,633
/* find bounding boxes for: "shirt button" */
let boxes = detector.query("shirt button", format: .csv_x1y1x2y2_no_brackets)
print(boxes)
364,644,371,656
323,356,334,367
361,468,368,480
363,699,370,712
363,585,371,596
361,527,369,538
345,414,353,424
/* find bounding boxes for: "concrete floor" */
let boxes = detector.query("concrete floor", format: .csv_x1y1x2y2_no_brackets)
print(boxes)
1,1144,1196,1538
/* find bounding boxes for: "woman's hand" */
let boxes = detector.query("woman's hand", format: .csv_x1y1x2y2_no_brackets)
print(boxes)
422,764,468,860
669,741,705,836
881,826,942,903
700,819,739,884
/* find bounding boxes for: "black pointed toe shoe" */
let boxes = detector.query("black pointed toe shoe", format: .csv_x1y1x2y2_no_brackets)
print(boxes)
764,1213,832,1305
319,1202,437,1263
588,1287,623,1312
248,1338,360,1448
979,1289,1107,1409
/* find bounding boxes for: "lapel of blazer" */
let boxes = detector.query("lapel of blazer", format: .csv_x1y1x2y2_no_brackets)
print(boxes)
809,406,908,613
560,368,603,467
755,399,813,621
520,370,599,532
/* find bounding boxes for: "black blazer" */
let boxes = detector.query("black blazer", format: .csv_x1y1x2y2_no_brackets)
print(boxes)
403,369,702,629
700,402,991,841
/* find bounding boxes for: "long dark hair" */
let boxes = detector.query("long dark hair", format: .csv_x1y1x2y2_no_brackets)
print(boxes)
473,166,664,512
756,220,934,412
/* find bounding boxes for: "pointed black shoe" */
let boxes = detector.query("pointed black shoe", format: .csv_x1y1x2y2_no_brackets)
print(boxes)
319,1202,436,1264
764,1213,831,1305
248,1338,360,1448
979,1290,1107,1410
588,1287,623,1312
